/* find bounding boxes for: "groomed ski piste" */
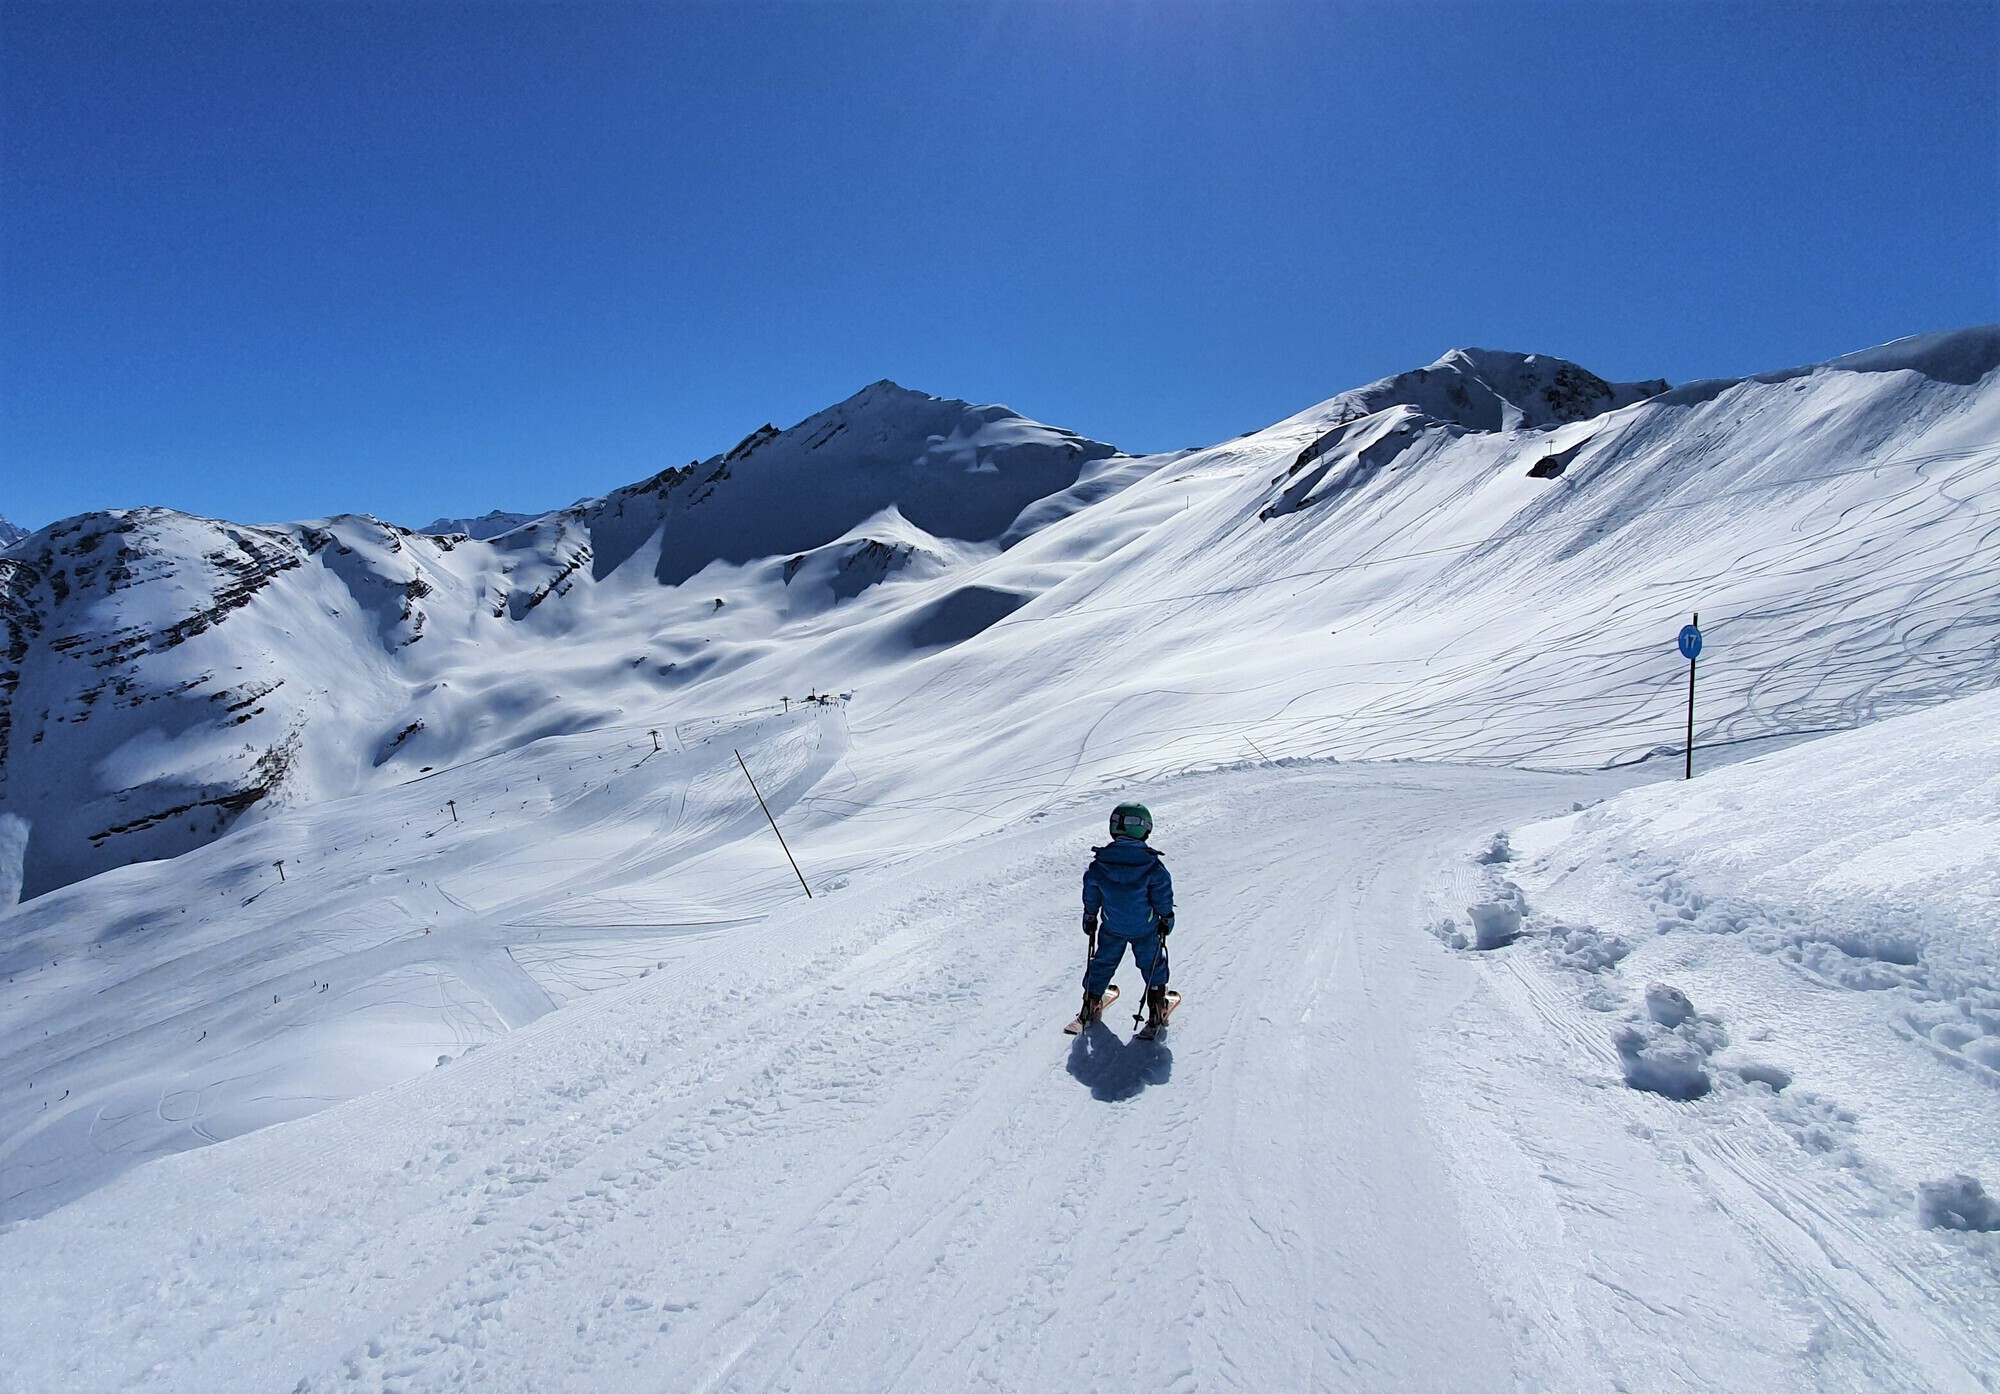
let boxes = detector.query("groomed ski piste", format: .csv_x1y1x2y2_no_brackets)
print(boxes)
2,330,1997,1391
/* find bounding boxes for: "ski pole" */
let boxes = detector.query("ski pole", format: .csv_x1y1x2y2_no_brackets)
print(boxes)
1084,921,1098,1021
1138,926,1172,1029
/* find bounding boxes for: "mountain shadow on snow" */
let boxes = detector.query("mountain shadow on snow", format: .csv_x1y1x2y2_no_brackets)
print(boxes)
903,585,1027,649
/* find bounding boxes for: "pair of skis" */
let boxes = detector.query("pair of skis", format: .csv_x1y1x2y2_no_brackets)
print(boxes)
1062,982,1182,1040
1065,923,1180,1039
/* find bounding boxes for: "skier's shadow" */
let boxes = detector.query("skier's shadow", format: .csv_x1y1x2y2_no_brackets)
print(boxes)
1066,1021,1173,1102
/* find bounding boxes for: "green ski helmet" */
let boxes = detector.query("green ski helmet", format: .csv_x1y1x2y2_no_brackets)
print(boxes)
1108,802,1153,841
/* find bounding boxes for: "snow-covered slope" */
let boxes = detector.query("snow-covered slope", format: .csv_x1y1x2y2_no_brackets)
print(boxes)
11,760,1642,1391
2,329,1999,1391
7,717,1998,1392
10,333,1998,908
1437,688,2000,1389
0,516,26,549
1506,686,2000,1172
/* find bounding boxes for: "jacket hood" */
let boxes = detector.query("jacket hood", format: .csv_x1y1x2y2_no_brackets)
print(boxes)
1092,839,1162,885
1096,837,1159,859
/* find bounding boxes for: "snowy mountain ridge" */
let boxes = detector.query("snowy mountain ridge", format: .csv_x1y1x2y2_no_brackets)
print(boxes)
419,510,539,541
1296,344,1669,435
3,329,1995,905
0,384,1114,897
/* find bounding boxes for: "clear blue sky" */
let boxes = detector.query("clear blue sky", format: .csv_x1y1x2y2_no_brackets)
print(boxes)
3,1,1994,530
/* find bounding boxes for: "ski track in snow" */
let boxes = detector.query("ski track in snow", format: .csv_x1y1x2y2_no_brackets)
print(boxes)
11,758,1994,1392
4,765,1589,1392
0,707,846,1222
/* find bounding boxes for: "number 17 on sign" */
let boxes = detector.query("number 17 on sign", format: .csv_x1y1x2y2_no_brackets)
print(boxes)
1678,615,1703,780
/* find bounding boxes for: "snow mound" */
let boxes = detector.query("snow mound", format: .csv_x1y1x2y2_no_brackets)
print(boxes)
777,508,959,611
1615,1019,1719,1100
1510,685,2000,1208
1613,983,1727,1099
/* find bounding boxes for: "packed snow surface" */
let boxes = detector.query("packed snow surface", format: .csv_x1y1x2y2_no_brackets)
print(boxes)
3,329,1999,1390
8,737,1998,1391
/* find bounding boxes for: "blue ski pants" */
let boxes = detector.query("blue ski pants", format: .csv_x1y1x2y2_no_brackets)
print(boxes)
1084,930,1167,998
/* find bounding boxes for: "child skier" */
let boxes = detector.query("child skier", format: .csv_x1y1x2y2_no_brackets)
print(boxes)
1075,801,1176,1034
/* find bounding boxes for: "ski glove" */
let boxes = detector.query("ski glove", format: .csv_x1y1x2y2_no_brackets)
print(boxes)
1157,913,1175,938
1082,913,1099,935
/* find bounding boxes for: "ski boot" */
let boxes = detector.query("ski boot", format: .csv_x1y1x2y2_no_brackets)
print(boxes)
1064,985,1119,1035
1136,984,1179,1040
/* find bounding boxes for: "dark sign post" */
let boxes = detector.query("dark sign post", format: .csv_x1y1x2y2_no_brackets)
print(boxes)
1677,614,1703,780
734,749,813,900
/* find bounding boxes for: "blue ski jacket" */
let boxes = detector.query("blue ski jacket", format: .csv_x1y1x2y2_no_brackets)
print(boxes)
1083,837,1174,938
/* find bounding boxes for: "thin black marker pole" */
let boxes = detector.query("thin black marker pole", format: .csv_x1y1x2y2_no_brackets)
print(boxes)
1685,610,1698,781
735,749,813,899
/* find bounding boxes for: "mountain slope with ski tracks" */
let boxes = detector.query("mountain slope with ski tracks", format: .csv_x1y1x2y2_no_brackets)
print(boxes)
2,328,1998,1390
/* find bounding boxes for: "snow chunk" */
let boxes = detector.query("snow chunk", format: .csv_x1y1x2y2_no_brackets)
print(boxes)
1616,1026,1714,1101
1544,922,1629,973
1468,900,1523,950
1917,1175,2000,1232
1618,985,1726,1100
1644,982,1696,1028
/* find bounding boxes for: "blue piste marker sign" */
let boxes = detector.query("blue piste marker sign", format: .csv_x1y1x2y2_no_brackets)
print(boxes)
1679,614,1701,779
